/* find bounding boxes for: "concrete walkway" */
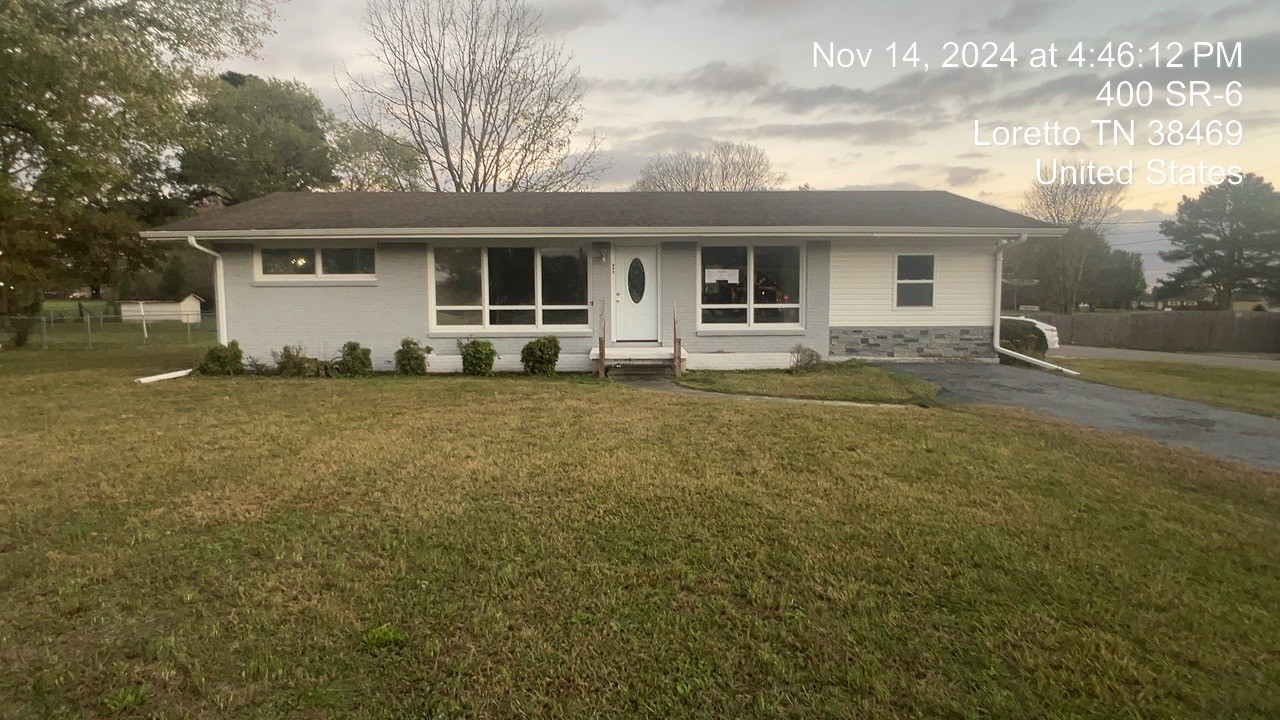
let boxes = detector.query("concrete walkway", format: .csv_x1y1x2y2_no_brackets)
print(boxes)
620,377,911,410
886,362,1280,472
1050,345,1280,372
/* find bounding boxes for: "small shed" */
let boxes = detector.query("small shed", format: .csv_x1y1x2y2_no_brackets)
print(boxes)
119,294,204,324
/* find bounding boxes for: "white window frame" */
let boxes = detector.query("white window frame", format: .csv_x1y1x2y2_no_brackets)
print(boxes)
894,253,936,309
428,245,591,332
697,242,805,329
254,243,377,281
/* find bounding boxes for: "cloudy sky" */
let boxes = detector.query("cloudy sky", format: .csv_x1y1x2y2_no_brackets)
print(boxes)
232,0,1280,285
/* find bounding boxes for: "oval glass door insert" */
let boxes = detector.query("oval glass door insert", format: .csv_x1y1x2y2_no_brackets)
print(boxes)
627,258,646,303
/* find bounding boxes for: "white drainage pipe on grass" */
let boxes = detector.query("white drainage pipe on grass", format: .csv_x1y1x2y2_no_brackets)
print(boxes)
993,240,1081,377
136,369,194,384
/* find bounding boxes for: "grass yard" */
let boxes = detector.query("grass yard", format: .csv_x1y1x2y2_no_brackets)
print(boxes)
1068,358,1280,419
40,298,110,317
1,345,1279,718
676,360,939,404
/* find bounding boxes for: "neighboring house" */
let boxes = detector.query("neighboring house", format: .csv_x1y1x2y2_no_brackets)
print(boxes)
119,294,204,324
1136,290,1216,311
142,191,1064,371
1232,294,1273,312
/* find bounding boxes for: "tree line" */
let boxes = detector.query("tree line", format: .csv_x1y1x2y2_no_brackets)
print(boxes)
2,0,1276,321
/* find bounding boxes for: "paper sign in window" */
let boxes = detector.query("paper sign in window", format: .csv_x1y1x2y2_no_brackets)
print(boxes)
704,268,740,283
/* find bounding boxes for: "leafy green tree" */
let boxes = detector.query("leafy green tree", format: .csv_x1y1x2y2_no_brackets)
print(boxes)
179,73,336,204
0,0,279,302
1158,174,1280,309
159,255,187,298
331,122,425,191
1083,248,1146,309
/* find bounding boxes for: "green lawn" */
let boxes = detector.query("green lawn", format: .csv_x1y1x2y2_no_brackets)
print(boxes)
676,361,939,404
10,315,215,350
1069,358,1280,419
41,298,110,317
1,346,1278,718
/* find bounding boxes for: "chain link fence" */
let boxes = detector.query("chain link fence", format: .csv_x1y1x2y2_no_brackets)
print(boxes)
1,308,217,350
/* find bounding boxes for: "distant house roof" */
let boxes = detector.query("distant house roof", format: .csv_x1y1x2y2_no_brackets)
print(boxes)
144,190,1063,237
119,294,204,303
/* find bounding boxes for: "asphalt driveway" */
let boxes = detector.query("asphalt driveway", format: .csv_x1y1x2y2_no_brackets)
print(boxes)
884,362,1280,472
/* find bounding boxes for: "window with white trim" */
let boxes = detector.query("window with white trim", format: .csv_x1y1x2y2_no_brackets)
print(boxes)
895,254,935,307
260,247,375,277
432,246,590,329
699,244,802,326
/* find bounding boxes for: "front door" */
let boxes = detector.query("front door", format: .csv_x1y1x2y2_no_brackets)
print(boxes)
614,245,659,341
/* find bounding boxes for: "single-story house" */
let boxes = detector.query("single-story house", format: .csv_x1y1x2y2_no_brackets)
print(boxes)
142,191,1065,371
119,294,204,324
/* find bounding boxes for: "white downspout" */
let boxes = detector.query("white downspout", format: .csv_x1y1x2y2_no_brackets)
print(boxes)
993,235,1080,376
187,236,229,345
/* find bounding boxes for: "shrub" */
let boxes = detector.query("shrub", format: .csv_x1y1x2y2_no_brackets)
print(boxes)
999,318,1047,357
999,318,1048,366
394,338,433,376
330,340,373,378
272,344,317,377
244,356,270,375
789,344,823,372
520,335,561,375
458,338,498,376
197,340,245,375
8,317,34,347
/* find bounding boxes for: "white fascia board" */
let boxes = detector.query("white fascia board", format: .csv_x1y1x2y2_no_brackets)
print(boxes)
141,225,1068,241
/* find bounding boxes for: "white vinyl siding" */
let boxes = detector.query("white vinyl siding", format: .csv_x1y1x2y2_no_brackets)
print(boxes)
828,238,997,327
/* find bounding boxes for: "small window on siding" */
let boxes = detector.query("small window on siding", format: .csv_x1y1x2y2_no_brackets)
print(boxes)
261,248,316,275
895,254,935,307
322,248,375,275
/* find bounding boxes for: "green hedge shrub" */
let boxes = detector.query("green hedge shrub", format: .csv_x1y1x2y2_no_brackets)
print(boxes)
520,335,560,375
458,338,497,376
197,340,245,375
999,318,1048,366
394,338,432,375
330,341,373,378
272,344,317,377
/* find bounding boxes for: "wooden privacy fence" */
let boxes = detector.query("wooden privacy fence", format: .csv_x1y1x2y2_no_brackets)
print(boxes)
1038,311,1280,353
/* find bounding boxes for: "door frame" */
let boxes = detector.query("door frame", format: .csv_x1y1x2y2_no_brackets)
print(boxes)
609,243,662,343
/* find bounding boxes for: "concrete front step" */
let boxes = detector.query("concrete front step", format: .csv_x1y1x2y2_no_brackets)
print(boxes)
606,363,675,379
589,346,686,377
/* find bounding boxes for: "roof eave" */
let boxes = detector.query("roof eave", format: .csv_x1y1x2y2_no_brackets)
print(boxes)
142,225,1068,240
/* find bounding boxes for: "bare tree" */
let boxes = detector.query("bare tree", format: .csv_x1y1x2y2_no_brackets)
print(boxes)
631,141,786,192
340,0,603,192
1022,175,1126,230
1009,173,1128,313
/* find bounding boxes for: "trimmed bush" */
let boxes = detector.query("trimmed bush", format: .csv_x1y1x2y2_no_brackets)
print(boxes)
394,338,433,376
789,344,823,372
520,335,560,375
458,338,497,376
197,340,245,375
272,344,317,377
999,318,1048,366
330,341,373,378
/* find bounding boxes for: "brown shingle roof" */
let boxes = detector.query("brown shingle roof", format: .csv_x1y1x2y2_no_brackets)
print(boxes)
150,190,1057,233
